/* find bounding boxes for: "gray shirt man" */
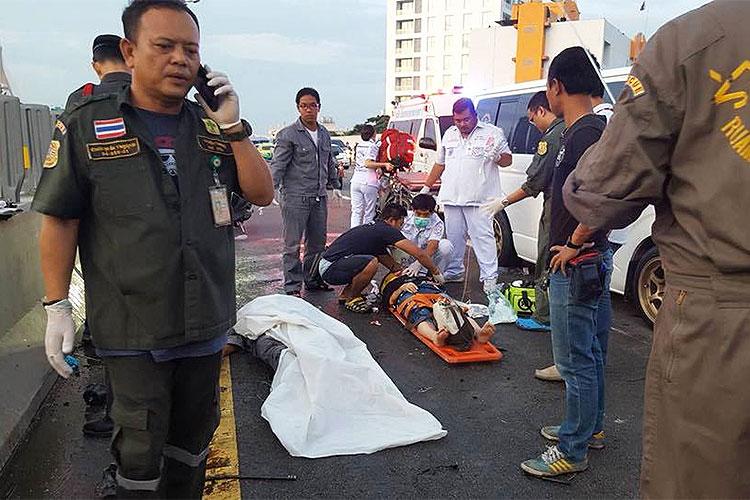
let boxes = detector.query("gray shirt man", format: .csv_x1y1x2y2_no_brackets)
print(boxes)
270,118,339,293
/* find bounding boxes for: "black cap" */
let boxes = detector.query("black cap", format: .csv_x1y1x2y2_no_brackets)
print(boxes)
92,34,122,60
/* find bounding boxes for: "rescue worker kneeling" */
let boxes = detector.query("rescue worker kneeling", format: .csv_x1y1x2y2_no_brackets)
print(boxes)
381,272,494,349
318,204,445,313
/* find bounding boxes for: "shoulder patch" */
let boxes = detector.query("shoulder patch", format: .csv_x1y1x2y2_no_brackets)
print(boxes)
625,75,646,99
44,140,60,168
86,137,140,161
197,135,233,156
55,120,67,136
537,140,548,156
202,118,221,135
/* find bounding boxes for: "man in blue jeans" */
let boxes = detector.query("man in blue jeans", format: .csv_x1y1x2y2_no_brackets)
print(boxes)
521,47,613,477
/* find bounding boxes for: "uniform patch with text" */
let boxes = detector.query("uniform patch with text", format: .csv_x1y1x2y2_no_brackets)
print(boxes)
625,75,646,99
44,140,60,168
55,120,67,136
86,137,140,161
197,135,232,156
93,118,127,140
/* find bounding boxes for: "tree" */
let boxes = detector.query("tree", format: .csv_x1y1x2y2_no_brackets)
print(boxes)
347,114,390,135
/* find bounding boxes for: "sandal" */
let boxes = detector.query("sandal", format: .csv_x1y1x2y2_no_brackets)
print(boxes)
344,296,372,313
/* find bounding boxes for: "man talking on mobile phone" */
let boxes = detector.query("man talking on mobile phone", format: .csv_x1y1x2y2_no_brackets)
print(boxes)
31,0,273,496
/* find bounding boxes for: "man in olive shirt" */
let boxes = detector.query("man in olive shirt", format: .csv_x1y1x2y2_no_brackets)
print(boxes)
34,1,273,496
563,2,750,497
482,91,565,381
64,34,132,112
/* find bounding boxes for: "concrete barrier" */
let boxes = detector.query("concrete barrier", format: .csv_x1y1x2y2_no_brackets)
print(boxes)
0,210,54,471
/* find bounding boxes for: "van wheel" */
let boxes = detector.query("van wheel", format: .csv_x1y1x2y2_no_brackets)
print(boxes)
493,212,519,266
631,246,663,325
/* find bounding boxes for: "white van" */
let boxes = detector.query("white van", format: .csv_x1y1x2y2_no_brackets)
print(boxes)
387,90,466,172
474,67,662,324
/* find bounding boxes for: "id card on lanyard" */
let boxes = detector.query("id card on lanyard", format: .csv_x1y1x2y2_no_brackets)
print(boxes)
208,155,231,227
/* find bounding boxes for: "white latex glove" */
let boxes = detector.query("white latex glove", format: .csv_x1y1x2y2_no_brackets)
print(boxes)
194,66,241,129
44,299,75,379
480,198,506,217
419,186,431,195
403,260,423,277
432,272,446,285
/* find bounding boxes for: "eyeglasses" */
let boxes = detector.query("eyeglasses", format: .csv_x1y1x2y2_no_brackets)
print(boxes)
298,103,319,110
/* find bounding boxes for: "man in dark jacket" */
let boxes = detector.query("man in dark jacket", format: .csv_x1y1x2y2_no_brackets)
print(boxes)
64,34,131,112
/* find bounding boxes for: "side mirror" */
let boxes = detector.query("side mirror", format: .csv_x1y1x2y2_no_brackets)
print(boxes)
418,137,437,151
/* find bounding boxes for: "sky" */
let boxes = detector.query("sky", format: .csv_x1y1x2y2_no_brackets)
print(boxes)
0,0,709,134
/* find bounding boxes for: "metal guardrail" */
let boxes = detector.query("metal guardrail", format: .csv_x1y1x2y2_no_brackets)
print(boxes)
0,95,54,202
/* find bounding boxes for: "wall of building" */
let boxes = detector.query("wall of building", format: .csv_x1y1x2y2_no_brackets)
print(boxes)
385,0,513,114
467,19,631,92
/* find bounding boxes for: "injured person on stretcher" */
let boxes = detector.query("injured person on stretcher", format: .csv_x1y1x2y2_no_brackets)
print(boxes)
381,272,495,349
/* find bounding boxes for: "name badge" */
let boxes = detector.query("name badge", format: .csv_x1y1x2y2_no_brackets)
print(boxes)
198,136,233,156
208,185,232,227
87,138,140,161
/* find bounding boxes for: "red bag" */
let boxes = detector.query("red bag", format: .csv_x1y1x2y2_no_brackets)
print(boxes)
377,128,416,169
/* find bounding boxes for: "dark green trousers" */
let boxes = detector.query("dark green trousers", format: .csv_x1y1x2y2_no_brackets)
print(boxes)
104,352,222,498
533,200,551,325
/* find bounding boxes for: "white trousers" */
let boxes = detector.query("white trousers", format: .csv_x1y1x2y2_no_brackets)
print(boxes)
443,204,498,283
350,183,379,228
393,239,454,274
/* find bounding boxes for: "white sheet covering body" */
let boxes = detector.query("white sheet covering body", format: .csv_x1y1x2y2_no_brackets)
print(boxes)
234,295,447,458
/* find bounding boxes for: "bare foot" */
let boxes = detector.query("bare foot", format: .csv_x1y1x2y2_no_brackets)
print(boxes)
476,322,496,343
435,328,450,346
222,344,240,357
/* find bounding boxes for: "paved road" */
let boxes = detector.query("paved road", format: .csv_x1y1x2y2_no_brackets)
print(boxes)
0,194,653,499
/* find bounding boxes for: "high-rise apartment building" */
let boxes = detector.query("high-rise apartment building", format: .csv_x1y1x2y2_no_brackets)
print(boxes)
385,0,513,113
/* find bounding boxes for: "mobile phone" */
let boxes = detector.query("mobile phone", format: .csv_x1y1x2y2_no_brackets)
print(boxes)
195,65,220,111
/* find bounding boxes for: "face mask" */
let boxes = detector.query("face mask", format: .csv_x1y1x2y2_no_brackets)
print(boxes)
414,216,430,229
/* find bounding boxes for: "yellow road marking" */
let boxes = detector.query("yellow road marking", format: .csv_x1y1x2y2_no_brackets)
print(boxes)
203,356,241,500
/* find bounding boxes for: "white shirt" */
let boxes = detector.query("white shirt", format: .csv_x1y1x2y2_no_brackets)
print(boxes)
351,140,380,186
306,127,319,148
436,121,510,206
401,212,445,249
593,102,614,124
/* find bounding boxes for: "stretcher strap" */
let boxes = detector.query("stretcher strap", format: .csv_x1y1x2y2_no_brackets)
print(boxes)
394,293,444,320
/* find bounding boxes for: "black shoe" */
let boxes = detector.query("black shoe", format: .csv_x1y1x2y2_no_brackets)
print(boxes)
286,290,301,297
83,416,114,438
304,281,333,292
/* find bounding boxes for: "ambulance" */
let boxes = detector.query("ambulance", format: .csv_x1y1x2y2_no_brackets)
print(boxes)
474,66,662,325
386,89,467,172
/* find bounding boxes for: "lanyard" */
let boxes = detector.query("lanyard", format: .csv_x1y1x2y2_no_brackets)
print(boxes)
210,155,222,186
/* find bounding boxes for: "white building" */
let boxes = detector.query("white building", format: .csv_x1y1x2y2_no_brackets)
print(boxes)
467,18,631,91
385,0,513,113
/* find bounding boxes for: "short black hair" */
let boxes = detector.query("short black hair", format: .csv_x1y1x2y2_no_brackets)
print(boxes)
452,97,476,116
122,0,200,42
381,203,407,221
92,34,125,63
360,124,375,141
527,91,550,112
591,79,605,98
547,46,600,96
296,87,320,106
411,194,436,212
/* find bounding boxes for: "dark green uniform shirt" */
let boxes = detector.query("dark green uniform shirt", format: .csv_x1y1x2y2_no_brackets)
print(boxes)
64,71,132,112
521,118,565,200
33,85,240,350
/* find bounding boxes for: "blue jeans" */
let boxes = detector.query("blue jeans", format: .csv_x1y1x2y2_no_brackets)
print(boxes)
549,248,613,462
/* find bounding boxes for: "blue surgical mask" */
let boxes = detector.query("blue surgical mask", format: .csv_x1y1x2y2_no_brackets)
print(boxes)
414,216,430,229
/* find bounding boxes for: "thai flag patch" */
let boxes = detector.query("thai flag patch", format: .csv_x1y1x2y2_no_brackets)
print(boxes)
93,118,127,140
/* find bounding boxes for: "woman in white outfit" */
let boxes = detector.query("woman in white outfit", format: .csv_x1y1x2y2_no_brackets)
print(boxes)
350,125,389,228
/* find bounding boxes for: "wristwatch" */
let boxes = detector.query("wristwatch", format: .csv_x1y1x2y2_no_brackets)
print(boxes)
565,238,583,250
221,119,253,142
501,199,510,208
